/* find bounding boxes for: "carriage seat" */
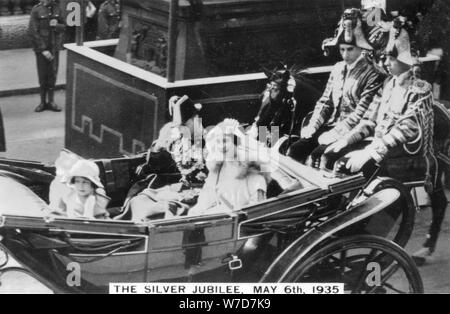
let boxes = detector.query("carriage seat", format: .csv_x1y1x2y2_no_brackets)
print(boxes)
95,156,146,209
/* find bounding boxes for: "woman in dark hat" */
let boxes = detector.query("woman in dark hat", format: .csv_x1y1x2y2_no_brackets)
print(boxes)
128,95,207,221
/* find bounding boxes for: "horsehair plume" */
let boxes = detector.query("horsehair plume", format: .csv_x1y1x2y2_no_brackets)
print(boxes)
288,64,322,96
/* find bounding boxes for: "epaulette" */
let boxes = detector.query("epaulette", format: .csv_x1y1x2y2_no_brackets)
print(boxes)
32,3,42,9
409,79,432,95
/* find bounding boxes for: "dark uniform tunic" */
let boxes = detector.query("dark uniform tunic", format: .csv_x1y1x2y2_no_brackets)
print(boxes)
97,0,121,40
29,1,65,92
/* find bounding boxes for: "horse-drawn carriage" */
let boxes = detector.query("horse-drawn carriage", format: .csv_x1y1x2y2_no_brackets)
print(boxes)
2,4,449,295
0,139,424,294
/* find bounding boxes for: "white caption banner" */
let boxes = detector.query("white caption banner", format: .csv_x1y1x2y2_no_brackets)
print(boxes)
109,283,344,295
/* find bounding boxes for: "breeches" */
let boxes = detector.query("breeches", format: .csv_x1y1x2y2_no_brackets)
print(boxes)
35,52,59,90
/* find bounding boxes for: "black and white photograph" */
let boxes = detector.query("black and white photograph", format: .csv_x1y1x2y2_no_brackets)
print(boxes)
0,0,449,297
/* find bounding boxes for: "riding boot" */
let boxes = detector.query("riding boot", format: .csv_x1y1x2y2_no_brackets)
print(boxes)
47,88,62,112
413,179,448,266
35,89,47,112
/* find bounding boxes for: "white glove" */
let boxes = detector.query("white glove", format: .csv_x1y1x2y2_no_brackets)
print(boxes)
247,123,259,139
42,50,54,61
301,126,317,139
325,139,349,154
318,130,338,146
344,150,373,173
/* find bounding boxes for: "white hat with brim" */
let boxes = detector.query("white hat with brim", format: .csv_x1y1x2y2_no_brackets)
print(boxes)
66,160,104,189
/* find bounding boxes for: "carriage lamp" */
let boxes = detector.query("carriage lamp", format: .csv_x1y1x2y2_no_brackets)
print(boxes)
222,254,243,271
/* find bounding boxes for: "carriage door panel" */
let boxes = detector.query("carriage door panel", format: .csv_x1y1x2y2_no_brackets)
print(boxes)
147,216,243,282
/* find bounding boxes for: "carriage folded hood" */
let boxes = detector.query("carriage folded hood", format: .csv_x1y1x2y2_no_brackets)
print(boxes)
0,176,48,217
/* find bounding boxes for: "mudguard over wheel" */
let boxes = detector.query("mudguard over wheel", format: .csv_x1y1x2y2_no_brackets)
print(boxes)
283,235,423,294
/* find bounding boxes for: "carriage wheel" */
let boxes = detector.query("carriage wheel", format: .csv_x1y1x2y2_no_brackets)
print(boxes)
353,179,416,248
0,247,8,269
283,235,423,294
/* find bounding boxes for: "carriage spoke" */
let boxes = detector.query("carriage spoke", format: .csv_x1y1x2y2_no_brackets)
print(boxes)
382,282,408,294
339,250,347,278
351,249,379,294
366,261,408,294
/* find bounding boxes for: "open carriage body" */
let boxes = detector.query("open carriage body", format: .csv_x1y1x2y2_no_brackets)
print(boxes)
0,143,423,294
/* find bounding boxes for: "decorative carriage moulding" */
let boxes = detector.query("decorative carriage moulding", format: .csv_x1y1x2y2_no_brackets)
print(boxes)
114,0,361,80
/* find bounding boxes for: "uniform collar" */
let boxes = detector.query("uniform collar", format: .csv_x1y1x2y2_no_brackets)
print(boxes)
392,70,413,88
345,54,364,72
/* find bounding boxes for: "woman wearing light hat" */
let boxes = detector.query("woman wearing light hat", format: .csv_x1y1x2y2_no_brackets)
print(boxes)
58,160,110,219
188,119,269,217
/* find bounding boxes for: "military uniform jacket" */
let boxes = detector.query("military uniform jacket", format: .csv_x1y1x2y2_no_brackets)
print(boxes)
343,71,434,162
29,3,65,53
308,56,385,141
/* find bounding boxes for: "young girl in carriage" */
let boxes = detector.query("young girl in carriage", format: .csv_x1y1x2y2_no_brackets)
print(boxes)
55,159,110,219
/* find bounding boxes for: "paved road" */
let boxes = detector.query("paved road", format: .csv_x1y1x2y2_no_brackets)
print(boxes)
0,91,65,163
0,49,66,96
0,92,448,293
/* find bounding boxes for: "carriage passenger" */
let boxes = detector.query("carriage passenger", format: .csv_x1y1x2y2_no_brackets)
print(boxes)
327,24,431,177
57,160,110,219
188,120,268,217
326,23,447,264
288,9,385,164
129,95,207,221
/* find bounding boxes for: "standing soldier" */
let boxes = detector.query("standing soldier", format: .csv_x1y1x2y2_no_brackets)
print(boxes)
29,0,65,112
97,0,121,40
